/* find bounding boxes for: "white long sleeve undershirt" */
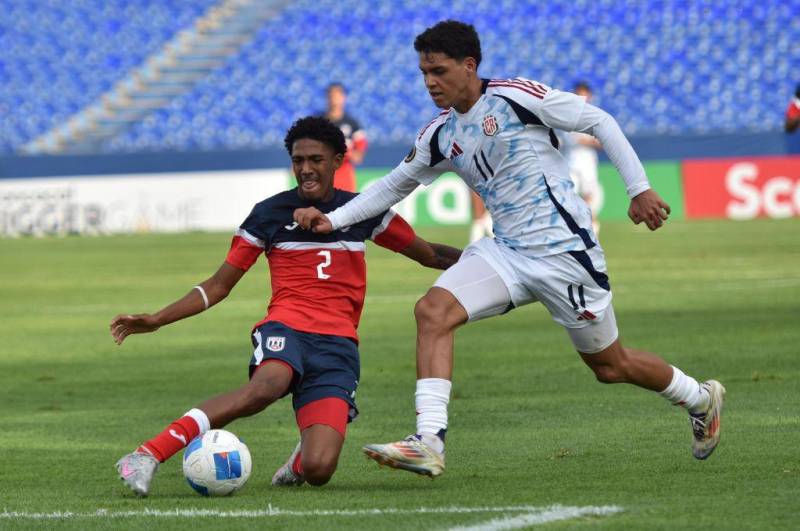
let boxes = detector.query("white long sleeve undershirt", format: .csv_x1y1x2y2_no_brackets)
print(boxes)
575,104,650,198
327,168,419,230
328,100,649,230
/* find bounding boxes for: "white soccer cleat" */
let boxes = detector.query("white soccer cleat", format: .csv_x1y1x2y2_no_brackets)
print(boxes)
271,441,305,486
363,435,445,478
116,451,159,497
690,380,726,460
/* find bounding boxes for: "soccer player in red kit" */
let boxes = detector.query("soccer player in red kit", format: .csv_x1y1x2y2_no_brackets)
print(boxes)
111,116,461,496
323,82,368,192
785,84,800,133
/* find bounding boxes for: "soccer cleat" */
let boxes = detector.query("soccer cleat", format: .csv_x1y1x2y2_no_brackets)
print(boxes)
116,451,159,497
689,380,726,460
363,435,445,478
271,441,305,486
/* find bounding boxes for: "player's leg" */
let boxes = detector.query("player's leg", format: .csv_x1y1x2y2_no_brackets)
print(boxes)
273,398,349,487
364,240,526,477
575,322,725,460
553,251,725,459
117,360,293,496
534,247,725,459
274,331,358,486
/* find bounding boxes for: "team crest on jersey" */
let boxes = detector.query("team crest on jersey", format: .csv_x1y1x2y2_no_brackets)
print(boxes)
482,115,499,136
266,336,285,352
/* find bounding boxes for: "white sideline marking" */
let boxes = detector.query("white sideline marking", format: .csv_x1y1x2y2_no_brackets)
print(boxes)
447,505,623,530
0,504,622,523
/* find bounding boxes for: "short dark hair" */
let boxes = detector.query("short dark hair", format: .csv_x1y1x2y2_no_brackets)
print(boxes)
414,20,481,66
795,83,800,99
327,82,346,93
284,116,347,156
574,81,592,93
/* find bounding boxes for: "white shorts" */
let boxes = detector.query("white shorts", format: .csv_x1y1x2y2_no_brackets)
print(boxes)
433,237,618,353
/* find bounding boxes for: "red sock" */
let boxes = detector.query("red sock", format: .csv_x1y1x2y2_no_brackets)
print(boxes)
291,450,303,476
140,416,200,463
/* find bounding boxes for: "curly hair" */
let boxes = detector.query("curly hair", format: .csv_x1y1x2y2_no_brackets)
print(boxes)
284,116,347,155
414,20,482,67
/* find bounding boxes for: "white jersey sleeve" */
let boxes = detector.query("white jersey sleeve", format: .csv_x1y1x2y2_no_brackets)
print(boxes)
326,112,452,230
395,111,454,185
575,103,650,198
490,78,650,198
326,168,418,230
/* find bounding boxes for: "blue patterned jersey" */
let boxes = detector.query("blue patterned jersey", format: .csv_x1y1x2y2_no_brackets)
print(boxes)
398,78,599,256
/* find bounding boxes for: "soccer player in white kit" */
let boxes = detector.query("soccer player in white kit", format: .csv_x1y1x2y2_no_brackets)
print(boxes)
294,20,725,477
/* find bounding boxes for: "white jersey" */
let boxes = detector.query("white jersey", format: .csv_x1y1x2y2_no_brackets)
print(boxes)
398,79,604,255
327,77,650,257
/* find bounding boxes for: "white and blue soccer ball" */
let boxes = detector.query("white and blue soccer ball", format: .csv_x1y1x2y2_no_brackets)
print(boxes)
182,429,252,496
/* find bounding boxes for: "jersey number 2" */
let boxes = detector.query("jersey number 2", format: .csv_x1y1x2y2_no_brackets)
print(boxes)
317,250,332,279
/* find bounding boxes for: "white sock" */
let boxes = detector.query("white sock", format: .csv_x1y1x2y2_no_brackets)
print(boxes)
659,366,709,414
415,378,451,453
184,408,211,434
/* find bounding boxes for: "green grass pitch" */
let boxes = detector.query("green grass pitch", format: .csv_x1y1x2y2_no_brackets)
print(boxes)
1,219,798,530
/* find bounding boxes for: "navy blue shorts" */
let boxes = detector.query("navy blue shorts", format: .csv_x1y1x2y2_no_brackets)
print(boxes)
249,321,359,421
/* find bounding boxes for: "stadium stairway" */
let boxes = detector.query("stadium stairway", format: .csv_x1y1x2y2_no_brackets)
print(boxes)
22,0,290,155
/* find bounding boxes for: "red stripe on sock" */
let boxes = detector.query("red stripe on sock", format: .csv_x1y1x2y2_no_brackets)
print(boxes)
141,415,200,462
291,449,303,475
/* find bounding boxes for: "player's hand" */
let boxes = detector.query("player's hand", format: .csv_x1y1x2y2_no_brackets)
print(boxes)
628,189,670,231
293,207,333,233
110,313,160,345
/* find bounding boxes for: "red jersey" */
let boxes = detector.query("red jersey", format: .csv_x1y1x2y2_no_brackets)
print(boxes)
225,189,414,341
327,113,367,192
786,97,800,121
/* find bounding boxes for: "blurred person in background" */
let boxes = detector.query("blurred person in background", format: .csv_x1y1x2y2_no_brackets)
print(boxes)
321,82,368,191
567,82,604,236
784,84,800,133
469,191,493,243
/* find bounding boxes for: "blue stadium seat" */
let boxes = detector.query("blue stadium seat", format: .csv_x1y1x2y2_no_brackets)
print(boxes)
2,0,798,154
0,0,216,153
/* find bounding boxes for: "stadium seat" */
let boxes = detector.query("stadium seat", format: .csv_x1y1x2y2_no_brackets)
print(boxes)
2,0,798,154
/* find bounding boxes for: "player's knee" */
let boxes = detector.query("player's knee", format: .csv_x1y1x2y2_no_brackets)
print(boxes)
302,454,337,486
414,292,458,331
590,363,623,384
586,356,632,384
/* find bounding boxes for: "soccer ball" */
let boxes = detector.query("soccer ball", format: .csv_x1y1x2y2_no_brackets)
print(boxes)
182,429,252,496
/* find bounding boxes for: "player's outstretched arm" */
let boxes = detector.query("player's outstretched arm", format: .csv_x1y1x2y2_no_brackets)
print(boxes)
110,262,245,345
294,169,420,233
628,189,671,230
399,237,462,270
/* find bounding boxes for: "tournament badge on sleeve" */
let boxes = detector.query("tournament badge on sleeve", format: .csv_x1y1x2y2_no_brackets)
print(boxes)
482,115,498,136
266,336,285,352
